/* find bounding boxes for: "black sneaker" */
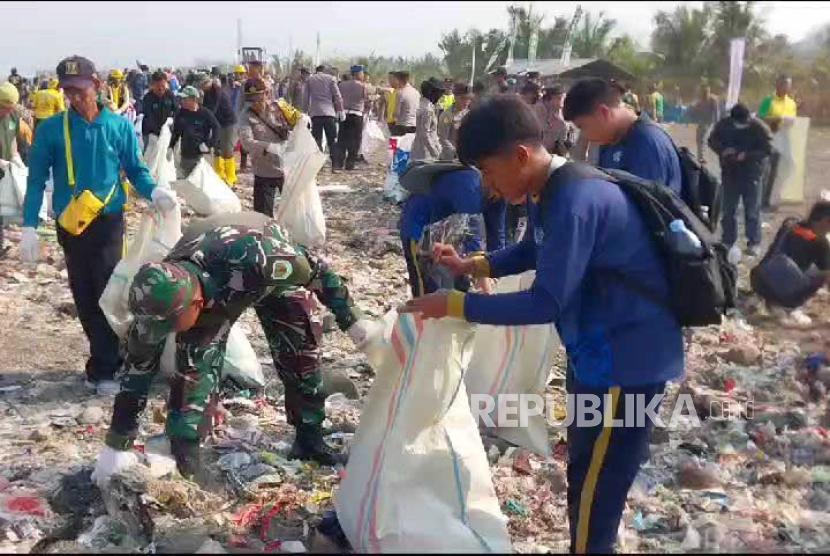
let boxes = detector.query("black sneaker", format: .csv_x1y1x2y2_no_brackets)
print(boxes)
289,427,347,466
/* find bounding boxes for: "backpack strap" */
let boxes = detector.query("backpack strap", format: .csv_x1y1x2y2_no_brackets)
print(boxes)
547,161,677,314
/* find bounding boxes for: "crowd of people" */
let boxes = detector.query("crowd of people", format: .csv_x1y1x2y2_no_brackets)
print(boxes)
0,54,829,554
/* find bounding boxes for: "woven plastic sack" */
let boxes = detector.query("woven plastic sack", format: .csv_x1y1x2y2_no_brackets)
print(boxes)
99,205,183,338
465,271,559,456
275,115,326,247
173,158,241,216
335,311,511,553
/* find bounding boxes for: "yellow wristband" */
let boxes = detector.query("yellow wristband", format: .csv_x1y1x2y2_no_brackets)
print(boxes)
447,290,466,319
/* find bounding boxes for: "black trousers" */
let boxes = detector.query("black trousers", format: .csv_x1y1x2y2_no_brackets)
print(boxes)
56,212,125,382
253,175,284,218
311,116,338,164
390,124,416,137
336,114,364,170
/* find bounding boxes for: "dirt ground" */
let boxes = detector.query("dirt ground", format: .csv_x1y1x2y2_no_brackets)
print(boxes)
0,123,828,553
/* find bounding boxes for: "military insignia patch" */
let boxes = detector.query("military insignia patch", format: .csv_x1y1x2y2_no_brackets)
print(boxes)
272,260,293,280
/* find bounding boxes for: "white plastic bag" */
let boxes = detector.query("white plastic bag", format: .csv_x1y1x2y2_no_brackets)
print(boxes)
359,119,389,158
383,133,416,203
0,157,47,223
173,158,241,216
160,324,265,390
144,120,177,189
465,271,559,456
275,116,326,247
99,206,183,338
335,311,511,554
222,323,265,389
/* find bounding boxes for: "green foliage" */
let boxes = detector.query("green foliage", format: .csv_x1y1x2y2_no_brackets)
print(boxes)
572,12,617,58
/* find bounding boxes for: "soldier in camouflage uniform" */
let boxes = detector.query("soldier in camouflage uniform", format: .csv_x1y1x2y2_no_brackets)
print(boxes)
100,211,370,479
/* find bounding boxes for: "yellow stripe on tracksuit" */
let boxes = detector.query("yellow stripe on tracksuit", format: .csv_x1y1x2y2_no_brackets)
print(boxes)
575,386,621,554
410,239,425,297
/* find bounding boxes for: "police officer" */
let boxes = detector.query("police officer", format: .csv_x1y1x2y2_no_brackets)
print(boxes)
92,212,373,484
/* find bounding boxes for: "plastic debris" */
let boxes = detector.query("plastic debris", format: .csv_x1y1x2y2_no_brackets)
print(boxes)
504,499,529,517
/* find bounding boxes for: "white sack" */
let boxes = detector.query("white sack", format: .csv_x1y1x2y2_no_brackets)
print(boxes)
160,324,265,390
99,206,183,338
335,311,511,554
275,115,326,247
465,271,559,456
173,158,241,216
0,157,47,224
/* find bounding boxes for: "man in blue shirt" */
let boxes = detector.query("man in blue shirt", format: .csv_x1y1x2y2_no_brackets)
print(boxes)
19,55,178,396
399,167,505,297
402,96,684,554
564,78,683,195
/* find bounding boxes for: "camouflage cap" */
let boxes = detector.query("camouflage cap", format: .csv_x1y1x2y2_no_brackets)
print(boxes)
129,262,199,322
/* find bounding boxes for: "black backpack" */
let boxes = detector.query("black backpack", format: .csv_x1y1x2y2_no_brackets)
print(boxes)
548,162,738,327
399,161,471,195
638,117,723,233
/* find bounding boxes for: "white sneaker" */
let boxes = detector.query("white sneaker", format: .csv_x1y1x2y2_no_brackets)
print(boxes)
95,380,122,396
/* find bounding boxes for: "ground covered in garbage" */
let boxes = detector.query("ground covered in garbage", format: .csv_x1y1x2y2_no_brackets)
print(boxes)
0,125,829,553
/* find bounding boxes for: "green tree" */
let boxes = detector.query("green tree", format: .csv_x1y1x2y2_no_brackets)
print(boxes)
706,1,769,81
572,11,617,58
607,35,658,79
505,4,572,60
440,28,508,81
650,4,713,78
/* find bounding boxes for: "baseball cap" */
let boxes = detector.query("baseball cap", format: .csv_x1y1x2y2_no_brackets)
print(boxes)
244,77,268,100
129,262,199,323
178,86,200,99
57,55,98,89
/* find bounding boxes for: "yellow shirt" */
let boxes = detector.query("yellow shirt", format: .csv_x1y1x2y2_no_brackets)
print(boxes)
758,94,797,119
32,89,66,120
386,90,398,124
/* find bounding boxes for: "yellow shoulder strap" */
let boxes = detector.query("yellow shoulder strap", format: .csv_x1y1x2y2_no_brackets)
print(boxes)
63,110,75,189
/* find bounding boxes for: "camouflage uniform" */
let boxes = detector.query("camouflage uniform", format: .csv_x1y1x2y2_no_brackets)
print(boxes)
105,211,362,451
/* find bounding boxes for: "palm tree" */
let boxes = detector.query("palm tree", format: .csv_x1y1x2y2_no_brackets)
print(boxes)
650,5,713,78
706,1,769,80
572,11,617,58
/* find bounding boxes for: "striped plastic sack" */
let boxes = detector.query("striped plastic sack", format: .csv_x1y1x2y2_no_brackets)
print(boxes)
465,272,560,456
335,311,511,554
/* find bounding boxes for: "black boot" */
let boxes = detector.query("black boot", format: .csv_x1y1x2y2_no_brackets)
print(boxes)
289,426,347,466
170,438,202,480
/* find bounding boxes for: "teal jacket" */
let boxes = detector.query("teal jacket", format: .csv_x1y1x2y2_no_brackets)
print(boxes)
24,105,157,228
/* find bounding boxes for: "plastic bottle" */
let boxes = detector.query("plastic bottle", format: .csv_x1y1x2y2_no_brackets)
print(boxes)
668,219,703,256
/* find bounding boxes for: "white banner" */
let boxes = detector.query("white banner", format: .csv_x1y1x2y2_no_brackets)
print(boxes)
726,38,745,110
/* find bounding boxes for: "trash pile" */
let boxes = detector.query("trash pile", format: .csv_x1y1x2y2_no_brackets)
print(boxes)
1,131,830,553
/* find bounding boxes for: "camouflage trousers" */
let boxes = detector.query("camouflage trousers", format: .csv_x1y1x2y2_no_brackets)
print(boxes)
107,290,323,450
255,289,325,429
108,329,228,448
